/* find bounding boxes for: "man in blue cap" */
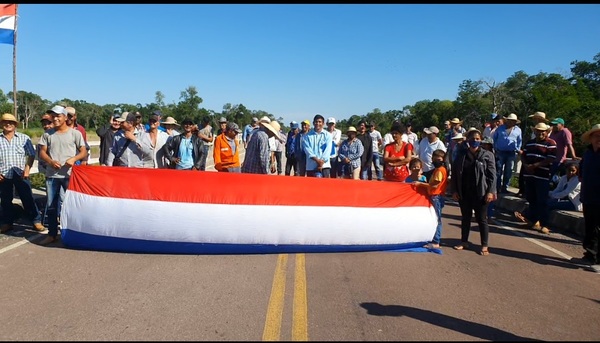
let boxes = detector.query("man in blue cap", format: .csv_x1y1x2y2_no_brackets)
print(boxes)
145,110,166,132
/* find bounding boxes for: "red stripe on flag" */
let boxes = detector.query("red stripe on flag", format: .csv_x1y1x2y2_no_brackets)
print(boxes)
68,166,432,208
0,4,16,16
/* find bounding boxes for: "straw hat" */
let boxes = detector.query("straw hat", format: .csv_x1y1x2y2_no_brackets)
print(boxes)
528,111,549,122
347,126,357,134
1,113,18,123
260,120,284,142
503,113,521,124
451,133,464,140
582,124,600,142
161,116,180,126
450,117,462,124
534,122,550,131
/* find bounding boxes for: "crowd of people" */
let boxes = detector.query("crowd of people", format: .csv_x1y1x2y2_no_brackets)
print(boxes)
0,106,599,272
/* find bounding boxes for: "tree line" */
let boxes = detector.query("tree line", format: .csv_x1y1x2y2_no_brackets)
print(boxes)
1,52,599,154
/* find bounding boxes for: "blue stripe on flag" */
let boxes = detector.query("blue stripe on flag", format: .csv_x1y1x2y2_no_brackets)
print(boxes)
0,28,14,45
61,229,436,255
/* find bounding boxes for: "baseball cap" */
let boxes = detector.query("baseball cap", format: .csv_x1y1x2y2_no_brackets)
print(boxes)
226,122,242,134
423,126,440,134
326,117,336,124
40,113,53,122
301,120,310,126
116,112,137,123
291,122,299,130
149,114,160,122
251,117,259,123
219,117,227,123
550,118,565,125
49,105,67,116
152,110,163,117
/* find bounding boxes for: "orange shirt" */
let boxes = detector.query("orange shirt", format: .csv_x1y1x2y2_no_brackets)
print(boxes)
213,133,240,171
428,166,448,196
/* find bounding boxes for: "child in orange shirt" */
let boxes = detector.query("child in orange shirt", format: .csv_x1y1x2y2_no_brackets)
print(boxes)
412,149,448,249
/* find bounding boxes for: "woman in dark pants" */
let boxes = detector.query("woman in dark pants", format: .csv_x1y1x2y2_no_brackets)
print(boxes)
451,129,497,255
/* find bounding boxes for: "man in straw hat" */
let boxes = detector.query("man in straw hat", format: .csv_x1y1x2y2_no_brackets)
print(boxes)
161,116,180,137
241,118,283,174
338,126,364,179
0,113,46,234
517,122,556,235
573,123,600,272
492,113,522,193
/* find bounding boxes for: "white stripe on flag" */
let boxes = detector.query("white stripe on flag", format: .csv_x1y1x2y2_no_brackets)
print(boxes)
0,15,15,30
62,191,438,246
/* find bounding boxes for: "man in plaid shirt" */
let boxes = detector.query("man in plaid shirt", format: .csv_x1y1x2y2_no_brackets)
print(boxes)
0,113,45,234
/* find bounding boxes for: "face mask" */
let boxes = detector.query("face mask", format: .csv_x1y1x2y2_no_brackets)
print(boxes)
432,161,444,168
468,140,481,149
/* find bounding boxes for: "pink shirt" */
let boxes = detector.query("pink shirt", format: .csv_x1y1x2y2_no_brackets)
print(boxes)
549,128,572,163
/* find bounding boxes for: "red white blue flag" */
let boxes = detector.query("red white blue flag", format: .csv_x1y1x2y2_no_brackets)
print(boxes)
0,4,16,45
61,166,439,255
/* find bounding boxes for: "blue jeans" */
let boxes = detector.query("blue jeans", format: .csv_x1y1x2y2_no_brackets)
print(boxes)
496,151,517,192
524,177,550,227
199,145,210,171
367,152,383,180
431,195,445,244
0,176,42,225
46,177,70,238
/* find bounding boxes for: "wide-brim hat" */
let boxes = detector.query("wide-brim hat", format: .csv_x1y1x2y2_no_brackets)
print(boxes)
582,123,600,143
260,121,284,143
1,113,18,123
528,111,549,122
451,133,464,140
503,113,521,124
161,116,180,126
450,117,462,124
534,122,551,131
347,126,357,134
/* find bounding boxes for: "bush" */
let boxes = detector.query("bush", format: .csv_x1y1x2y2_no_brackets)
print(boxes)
29,172,46,190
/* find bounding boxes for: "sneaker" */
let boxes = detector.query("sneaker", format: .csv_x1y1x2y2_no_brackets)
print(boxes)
585,264,600,273
0,224,13,234
33,223,46,232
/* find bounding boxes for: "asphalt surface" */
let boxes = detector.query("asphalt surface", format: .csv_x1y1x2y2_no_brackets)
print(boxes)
1,146,599,341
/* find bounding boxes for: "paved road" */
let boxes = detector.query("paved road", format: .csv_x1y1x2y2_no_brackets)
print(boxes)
1,147,599,340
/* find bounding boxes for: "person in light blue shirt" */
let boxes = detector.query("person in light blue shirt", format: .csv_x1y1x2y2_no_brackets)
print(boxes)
404,158,427,183
493,113,522,193
302,114,333,178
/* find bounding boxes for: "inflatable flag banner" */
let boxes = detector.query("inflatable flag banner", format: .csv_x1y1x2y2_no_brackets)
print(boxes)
0,4,16,45
61,166,438,254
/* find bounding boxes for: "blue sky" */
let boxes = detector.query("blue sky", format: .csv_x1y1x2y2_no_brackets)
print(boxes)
0,4,599,125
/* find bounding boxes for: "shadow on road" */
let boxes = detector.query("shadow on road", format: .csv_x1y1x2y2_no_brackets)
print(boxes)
359,302,540,341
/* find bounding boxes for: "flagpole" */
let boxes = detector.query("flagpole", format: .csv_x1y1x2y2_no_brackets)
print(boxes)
12,4,17,118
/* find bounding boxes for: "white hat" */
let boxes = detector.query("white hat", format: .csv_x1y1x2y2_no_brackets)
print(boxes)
423,126,440,134
347,126,357,133
451,133,464,140
49,105,67,116
327,117,336,124
504,113,521,123
450,117,462,124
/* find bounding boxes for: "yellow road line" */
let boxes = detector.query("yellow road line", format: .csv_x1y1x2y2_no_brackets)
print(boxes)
292,253,308,341
262,254,288,341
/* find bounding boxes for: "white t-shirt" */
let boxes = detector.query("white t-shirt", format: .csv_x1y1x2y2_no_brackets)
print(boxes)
329,128,342,157
369,130,383,153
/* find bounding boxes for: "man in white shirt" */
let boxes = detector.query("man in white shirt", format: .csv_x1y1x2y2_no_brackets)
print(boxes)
326,117,342,178
368,122,384,181
418,126,447,181
405,122,419,157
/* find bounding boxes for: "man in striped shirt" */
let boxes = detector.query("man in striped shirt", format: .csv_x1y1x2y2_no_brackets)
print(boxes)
0,113,45,234
520,122,557,234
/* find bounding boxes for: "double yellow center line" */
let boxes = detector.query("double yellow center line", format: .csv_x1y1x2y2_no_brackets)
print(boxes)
262,254,308,341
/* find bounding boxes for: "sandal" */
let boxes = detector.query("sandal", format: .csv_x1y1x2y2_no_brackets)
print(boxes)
514,211,528,223
423,243,440,249
453,243,469,250
479,247,490,256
